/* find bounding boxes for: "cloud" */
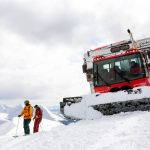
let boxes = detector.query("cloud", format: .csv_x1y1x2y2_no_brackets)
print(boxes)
0,0,96,46
0,0,150,101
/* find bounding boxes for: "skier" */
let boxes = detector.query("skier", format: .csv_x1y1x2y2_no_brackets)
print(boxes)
18,100,33,135
33,105,43,133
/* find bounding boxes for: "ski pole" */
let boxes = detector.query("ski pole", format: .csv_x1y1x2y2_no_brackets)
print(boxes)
15,117,20,137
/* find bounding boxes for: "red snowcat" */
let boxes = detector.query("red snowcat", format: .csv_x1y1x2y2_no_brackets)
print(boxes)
60,29,150,117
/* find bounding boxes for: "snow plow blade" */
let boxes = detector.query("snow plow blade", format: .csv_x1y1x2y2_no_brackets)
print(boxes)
60,89,150,119
60,96,82,114
92,98,150,115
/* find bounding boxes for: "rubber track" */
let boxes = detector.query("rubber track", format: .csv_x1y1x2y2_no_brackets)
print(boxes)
92,98,150,115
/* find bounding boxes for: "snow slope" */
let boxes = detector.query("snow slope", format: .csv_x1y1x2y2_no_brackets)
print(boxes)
0,87,150,150
0,104,63,137
1,111,150,150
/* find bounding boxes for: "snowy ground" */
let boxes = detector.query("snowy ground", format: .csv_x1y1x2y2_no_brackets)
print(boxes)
1,111,150,150
0,87,150,150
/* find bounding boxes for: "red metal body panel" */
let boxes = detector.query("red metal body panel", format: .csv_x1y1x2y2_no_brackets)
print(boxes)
94,77,150,93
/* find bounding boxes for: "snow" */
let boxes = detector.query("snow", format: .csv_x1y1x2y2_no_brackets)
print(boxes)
1,111,150,150
64,86,150,119
0,87,150,149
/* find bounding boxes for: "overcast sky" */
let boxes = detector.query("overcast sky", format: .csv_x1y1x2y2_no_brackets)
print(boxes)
0,0,150,103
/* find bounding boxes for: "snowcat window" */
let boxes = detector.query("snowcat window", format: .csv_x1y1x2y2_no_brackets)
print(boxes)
103,64,109,70
93,53,146,86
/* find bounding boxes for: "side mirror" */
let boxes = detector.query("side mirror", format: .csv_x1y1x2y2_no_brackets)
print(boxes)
82,64,87,73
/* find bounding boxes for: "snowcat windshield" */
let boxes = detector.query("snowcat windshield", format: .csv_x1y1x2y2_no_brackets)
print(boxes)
93,53,146,86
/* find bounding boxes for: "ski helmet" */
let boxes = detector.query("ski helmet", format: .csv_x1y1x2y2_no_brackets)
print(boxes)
24,100,30,104
34,105,38,108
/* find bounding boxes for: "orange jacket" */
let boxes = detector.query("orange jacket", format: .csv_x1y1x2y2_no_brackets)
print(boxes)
20,104,33,119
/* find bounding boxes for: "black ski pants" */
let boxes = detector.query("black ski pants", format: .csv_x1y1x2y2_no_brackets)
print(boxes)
23,119,31,135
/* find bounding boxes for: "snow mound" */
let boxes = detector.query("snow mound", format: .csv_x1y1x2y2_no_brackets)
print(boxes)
64,86,150,119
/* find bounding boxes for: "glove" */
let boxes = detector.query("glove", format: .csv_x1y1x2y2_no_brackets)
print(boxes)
18,115,21,117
